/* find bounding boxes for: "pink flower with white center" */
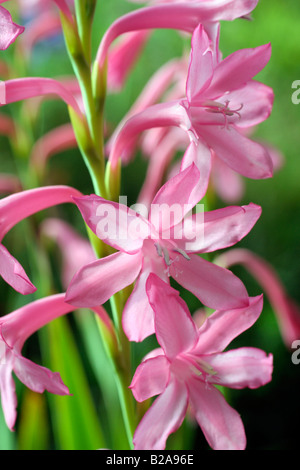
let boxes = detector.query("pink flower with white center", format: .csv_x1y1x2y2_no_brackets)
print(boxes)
130,274,273,450
66,163,262,342
0,2,24,50
96,0,259,69
109,24,274,188
0,293,111,430
0,185,82,295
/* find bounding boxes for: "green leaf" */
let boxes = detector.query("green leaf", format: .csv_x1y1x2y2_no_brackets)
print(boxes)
41,315,106,450
18,391,49,450
0,406,16,450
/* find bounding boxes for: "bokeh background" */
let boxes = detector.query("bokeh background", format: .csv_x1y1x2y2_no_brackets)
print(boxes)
0,0,300,450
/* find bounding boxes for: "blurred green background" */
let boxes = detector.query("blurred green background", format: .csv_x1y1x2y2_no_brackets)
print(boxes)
0,0,300,450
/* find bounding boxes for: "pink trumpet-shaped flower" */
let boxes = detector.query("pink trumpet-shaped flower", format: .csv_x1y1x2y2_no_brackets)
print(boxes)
0,293,111,430
66,163,261,342
109,25,273,185
0,2,24,50
96,0,259,68
0,77,82,116
215,249,300,348
130,274,273,450
0,185,82,294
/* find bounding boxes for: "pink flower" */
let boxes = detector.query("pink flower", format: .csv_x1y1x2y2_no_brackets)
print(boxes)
0,185,82,294
65,163,261,341
0,293,110,430
0,2,24,50
96,0,259,68
215,248,300,348
109,24,274,185
130,274,273,450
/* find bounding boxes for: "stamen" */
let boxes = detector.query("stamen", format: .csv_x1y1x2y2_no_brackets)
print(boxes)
154,242,163,258
203,100,243,129
162,246,171,266
173,247,191,261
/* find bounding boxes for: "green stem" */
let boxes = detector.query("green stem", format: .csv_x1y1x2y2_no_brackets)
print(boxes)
74,0,97,64
109,294,136,449
60,4,135,448
59,12,106,197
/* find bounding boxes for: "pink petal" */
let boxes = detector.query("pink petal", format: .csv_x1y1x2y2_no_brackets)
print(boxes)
206,348,273,389
65,251,143,308
21,10,62,58
14,355,70,395
179,139,212,204
108,31,150,92
204,43,272,100
0,185,82,240
171,254,249,310
186,24,213,105
215,248,300,347
122,249,168,342
146,274,199,359
41,218,95,288
188,377,246,450
211,154,244,203
133,379,188,450
73,195,150,254
52,0,74,22
108,101,188,170
0,5,24,50
224,81,274,129
130,355,170,402
106,58,184,158
0,244,36,295
194,295,263,355
0,359,17,431
96,1,259,68
30,124,77,174
138,128,189,210
176,203,261,253
2,293,84,348
198,124,273,179
150,163,200,232
2,78,82,116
